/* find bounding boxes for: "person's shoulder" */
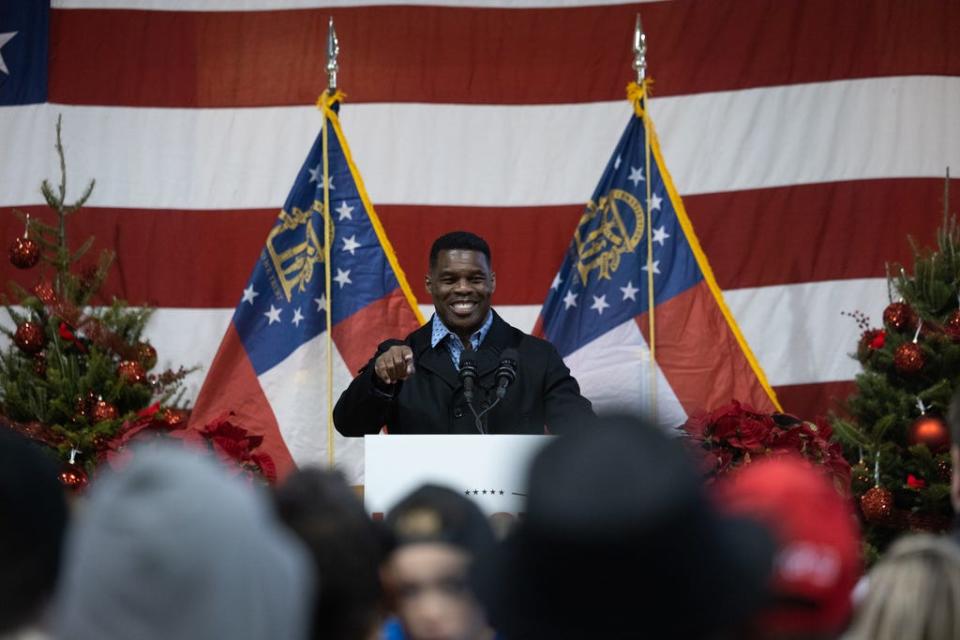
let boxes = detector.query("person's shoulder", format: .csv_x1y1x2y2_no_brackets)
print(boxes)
406,321,433,347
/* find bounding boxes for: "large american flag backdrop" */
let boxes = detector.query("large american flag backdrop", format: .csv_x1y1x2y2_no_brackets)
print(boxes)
1,0,958,428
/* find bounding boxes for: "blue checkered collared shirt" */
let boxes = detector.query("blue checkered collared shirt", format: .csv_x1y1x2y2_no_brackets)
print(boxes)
430,311,494,370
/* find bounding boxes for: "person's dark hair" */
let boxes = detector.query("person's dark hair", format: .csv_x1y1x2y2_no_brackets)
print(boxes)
429,231,491,270
948,387,960,447
274,468,386,640
474,414,775,640
385,484,495,560
0,428,68,633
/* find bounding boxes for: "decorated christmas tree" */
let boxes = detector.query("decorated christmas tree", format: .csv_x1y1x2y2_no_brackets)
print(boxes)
0,117,193,490
832,178,957,563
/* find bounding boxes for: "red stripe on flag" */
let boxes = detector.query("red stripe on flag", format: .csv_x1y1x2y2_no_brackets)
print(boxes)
331,288,422,376
636,281,778,414
49,1,960,107
773,380,858,420
5,178,948,307
187,322,297,479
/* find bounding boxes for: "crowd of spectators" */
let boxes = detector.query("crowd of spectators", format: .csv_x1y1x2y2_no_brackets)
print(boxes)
3,408,960,640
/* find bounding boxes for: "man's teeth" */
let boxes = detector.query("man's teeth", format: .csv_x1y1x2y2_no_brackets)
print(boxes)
452,302,475,311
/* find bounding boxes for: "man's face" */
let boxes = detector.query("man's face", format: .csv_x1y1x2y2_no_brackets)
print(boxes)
384,543,492,640
426,249,495,341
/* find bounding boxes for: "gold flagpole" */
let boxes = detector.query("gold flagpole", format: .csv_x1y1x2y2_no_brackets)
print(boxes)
634,14,657,422
323,17,339,469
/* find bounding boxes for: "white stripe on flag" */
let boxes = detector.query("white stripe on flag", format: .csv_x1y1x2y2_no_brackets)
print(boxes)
3,76,958,208
563,318,688,430
257,332,365,482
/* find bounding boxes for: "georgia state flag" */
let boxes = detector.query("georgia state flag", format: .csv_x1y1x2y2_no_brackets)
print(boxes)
536,82,779,428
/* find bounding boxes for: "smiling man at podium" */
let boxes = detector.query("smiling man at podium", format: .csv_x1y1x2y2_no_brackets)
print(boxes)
334,231,593,436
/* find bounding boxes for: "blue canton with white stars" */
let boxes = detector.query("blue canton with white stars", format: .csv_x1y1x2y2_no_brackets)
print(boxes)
0,0,48,106
538,107,703,358
430,311,493,370
232,102,403,376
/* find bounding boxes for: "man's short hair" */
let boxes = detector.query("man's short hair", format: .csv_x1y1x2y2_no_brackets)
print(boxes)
429,231,491,270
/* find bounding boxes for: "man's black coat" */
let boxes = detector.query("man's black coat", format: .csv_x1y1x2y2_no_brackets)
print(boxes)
333,311,594,436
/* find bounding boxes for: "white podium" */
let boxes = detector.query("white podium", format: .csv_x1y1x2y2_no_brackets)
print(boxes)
363,434,552,518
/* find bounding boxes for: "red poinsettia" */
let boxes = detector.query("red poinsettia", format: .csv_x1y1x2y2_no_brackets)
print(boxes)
681,401,851,492
198,413,277,483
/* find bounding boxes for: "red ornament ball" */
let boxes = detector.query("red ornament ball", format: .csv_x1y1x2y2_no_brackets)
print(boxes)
945,310,960,341
908,415,950,453
14,322,45,354
59,463,88,491
91,398,119,423
861,486,895,523
894,342,925,375
884,302,917,332
117,360,146,385
136,342,158,370
9,236,40,269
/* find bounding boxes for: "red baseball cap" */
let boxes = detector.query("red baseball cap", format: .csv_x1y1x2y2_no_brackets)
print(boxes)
714,455,863,635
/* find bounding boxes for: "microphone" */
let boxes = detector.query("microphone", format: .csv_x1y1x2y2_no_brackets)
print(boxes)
494,348,520,400
459,351,480,405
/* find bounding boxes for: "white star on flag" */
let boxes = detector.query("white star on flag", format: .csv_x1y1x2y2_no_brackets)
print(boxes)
336,201,354,221
642,260,661,275
314,294,326,311
334,268,352,288
0,32,17,76
590,294,609,315
308,163,321,183
291,307,304,327
652,226,670,246
241,284,259,305
342,235,360,255
323,175,335,190
628,167,645,187
550,273,562,290
620,281,639,301
264,305,282,325
649,193,663,212
563,290,577,309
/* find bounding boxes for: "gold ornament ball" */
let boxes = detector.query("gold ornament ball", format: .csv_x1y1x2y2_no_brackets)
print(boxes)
136,342,158,370
907,415,950,453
